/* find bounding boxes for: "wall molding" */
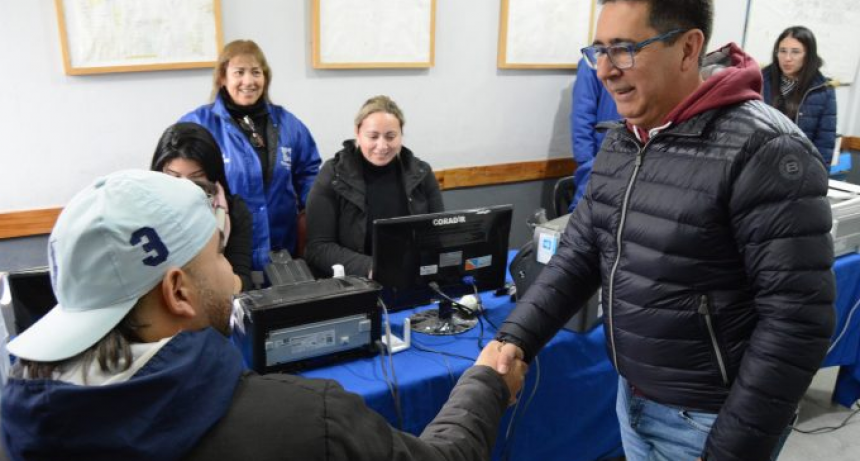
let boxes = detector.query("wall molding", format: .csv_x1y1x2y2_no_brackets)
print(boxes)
434,157,574,189
842,136,860,152
0,157,576,240
0,208,64,240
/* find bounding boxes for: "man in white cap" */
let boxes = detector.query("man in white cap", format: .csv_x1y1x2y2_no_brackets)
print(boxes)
1,170,526,461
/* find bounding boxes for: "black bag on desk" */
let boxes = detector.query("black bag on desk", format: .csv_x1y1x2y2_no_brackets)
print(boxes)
508,240,602,333
509,240,541,299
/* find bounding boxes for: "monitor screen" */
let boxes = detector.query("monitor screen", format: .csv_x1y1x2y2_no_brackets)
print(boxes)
6,268,55,335
372,205,513,311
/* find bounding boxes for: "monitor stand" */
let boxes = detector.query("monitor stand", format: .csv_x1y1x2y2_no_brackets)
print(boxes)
409,299,478,335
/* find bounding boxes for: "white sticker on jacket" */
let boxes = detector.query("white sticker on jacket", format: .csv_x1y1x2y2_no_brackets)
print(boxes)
281,147,292,169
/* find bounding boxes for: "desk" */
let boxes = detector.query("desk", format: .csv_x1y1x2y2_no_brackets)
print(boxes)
298,250,860,460
829,253,860,407
302,291,623,461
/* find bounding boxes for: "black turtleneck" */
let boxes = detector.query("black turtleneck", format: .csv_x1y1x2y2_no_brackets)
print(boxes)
362,154,408,254
221,87,272,182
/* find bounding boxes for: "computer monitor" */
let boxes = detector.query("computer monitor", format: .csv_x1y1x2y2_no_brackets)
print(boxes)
372,205,513,333
5,267,55,335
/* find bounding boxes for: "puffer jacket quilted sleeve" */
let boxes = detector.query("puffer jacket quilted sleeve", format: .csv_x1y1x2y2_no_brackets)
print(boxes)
703,106,835,461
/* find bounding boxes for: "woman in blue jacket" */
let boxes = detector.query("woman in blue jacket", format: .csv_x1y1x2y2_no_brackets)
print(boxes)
762,26,837,170
182,40,321,273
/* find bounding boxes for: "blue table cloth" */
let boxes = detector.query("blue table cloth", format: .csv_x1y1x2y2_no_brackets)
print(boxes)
829,252,860,407
302,290,623,461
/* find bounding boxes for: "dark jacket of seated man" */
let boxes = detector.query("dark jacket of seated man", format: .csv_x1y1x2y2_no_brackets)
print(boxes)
1,170,524,461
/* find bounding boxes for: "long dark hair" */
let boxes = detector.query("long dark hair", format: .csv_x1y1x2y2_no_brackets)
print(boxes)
151,122,232,197
768,26,824,119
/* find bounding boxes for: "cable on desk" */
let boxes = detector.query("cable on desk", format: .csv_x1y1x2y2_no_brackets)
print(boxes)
377,298,404,430
468,282,493,350
792,399,860,434
501,355,541,461
828,296,860,354
409,339,458,385
375,340,404,430
410,341,477,363
427,281,497,350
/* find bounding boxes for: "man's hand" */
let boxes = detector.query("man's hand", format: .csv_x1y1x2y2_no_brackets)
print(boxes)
476,340,527,405
480,340,525,374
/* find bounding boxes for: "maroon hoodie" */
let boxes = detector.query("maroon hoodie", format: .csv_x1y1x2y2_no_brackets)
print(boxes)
630,42,763,142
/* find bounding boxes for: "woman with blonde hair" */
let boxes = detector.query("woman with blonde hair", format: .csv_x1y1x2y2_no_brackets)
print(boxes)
305,96,443,277
181,40,321,274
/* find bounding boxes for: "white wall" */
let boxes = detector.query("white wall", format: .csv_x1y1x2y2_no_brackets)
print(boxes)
1,0,858,212
0,0,575,212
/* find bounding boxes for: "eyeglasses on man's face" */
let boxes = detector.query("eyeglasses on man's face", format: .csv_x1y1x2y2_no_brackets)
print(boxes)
581,28,687,70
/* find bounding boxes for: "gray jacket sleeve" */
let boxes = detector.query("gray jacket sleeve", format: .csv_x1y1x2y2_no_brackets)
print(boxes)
325,366,509,461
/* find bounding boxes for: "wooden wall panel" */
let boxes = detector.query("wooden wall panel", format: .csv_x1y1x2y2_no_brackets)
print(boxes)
842,136,860,152
0,208,63,239
0,158,576,239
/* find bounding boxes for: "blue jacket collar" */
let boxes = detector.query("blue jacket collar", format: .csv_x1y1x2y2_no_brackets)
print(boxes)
1,328,245,461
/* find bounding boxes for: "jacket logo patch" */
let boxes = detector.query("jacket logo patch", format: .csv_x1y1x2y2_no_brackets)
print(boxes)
281,147,292,169
779,154,803,180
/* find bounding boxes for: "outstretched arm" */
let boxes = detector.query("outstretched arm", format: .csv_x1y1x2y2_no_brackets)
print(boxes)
325,360,526,461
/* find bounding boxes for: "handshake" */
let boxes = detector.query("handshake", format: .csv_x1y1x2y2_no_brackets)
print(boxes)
476,340,529,405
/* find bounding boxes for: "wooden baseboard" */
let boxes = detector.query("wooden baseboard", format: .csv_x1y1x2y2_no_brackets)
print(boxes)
0,157,575,240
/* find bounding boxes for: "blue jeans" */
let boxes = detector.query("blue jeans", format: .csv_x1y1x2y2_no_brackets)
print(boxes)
616,377,792,461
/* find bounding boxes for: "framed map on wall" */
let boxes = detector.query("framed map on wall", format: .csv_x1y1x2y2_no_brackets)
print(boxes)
312,0,436,69
55,0,223,75
498,0,596,69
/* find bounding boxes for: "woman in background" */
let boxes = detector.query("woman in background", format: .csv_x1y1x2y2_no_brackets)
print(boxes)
305,95,443,277
762,26,837,170
152,122,253,291
181,39,321,273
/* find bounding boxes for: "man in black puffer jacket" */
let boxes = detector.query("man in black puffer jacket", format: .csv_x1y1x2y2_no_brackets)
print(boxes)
486,1,835,461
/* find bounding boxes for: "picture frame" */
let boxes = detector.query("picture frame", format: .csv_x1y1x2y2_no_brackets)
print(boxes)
312,0,436,69
55,0,223,75
498,0,596,69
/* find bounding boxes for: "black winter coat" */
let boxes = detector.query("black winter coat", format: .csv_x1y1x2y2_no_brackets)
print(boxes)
305,141,443,277
498,100,835,461
184,367,509,461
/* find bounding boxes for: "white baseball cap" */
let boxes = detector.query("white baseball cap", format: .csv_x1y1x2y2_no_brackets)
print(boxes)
7,170,217,362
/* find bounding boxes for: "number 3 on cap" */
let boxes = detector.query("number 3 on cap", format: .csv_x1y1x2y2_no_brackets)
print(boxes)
130,227,169,266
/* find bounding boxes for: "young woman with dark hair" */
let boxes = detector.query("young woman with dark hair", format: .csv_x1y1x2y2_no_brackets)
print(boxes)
152,122,253,291
762,26,837,170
